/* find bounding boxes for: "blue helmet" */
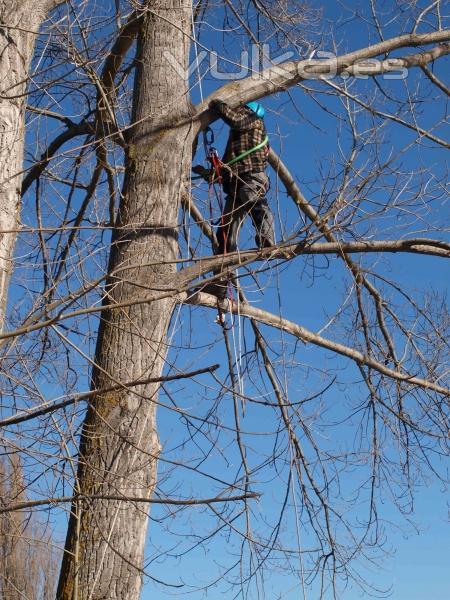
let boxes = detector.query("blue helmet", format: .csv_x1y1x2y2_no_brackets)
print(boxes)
246,101,265,119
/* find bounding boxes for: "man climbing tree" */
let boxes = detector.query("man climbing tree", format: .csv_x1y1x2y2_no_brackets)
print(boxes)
194,100,275,253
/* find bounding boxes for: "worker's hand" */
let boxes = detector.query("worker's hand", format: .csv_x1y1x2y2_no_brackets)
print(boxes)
192,164,211,181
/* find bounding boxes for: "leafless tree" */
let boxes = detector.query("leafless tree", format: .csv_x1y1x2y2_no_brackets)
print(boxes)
0,0,449,598
0,457,58,599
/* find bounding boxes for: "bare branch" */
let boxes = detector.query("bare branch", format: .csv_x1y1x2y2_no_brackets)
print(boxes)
0,237,447,345
184,292,449,396
198,31,450,120
420,64,450,96
21,121,94,196
0,492,259,514
0,365,219,428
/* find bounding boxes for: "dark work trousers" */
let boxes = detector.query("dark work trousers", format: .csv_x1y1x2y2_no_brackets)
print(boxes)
216,171,275,254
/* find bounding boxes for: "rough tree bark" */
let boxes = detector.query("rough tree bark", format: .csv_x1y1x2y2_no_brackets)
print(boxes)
56,2,193,598
0,0,61,330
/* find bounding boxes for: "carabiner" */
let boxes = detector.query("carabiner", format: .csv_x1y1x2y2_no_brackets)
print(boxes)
204,126,214,147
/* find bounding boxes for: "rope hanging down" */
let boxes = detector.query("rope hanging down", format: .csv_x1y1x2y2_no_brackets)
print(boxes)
203,128,233,306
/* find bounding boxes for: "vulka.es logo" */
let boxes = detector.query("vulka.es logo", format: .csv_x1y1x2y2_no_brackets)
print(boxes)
164,44,408,82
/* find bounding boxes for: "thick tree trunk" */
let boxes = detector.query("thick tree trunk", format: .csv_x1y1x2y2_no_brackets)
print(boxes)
57,3,193,599
0,1,58,330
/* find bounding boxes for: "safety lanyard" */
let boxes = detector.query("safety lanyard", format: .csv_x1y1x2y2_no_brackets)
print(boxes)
226,135,269,167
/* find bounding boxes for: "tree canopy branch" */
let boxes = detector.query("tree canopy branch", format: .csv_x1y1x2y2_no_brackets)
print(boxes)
197,31,450,126
184,292,449,397
0,491,259,514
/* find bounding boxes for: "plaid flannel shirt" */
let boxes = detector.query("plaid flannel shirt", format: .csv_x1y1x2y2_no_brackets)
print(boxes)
210,101,268,180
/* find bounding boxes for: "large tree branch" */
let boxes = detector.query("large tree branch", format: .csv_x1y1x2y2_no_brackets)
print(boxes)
98,10,141,109
41,0,66,11
176,238,450,286
84,24,450,137
0,492,258,514
20,29,450,182
197,31,450,124
183,292,450,397
0,364,219,428
340,42,450,76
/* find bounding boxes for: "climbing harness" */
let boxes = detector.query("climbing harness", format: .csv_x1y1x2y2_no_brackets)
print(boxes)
192,132,269,180
202,127,225,242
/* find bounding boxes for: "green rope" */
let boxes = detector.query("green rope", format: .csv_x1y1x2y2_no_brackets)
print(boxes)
225,135,269,166
191,135,269,180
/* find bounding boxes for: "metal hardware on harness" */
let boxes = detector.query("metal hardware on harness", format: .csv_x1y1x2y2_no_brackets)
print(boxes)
204,126,215,146
207,148,223,186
